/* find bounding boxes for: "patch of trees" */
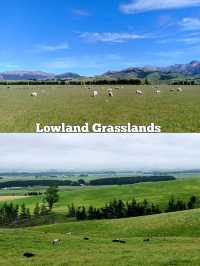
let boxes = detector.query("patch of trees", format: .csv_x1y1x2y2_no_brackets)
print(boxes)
172,80,196,85
24,191,43,196
0,202,50,226
89,176,175,186
0,186,59,226
0,176,176,189
67,195,198,221
0,180,79,188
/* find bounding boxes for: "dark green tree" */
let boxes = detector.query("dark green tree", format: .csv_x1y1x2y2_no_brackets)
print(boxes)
45,186,59,210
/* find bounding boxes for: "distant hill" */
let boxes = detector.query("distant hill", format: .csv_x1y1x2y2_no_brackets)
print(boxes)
100,61,200,81
0,71,81,81
1,61,200,81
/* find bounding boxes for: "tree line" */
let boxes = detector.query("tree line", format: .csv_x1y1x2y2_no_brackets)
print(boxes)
0,175,175,189
0,78,142,86
0,185,198,226
67,196,198,221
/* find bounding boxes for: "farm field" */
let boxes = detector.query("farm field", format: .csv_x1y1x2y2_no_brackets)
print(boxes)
0,84,200,132
1,177,200,265
1,177,200,212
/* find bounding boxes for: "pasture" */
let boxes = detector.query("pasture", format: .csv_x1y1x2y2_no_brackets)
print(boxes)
1,210,200,265
0,84,200,132
1,177,200,265
1,177,200,213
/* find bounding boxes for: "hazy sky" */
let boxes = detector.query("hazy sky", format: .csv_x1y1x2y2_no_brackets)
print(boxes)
1,1,200,74
0,134,199,172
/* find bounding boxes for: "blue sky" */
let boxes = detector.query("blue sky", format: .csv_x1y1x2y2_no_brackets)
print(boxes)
1,0,200,75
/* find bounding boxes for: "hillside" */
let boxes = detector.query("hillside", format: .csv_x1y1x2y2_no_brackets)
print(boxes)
0,177,200,265
0,71,81,81
2,177,200,213
0,61,200,81
0,209,200,265
101,61,200,81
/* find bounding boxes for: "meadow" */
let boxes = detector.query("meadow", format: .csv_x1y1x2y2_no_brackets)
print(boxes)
0,84,200,132
1,177,200,212
1,177,200,265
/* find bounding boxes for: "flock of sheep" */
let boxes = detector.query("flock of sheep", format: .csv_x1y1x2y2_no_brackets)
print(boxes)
90,86,183,97
30,86,183,98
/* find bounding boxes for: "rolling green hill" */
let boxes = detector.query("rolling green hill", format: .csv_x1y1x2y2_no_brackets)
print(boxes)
3,177,200,213
0,209,200,265
1,177,200,265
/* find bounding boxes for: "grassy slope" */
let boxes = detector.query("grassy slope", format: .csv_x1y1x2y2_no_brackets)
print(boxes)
1,178,200,265
4,177,200,213
0,85,200,132
1,209,200,265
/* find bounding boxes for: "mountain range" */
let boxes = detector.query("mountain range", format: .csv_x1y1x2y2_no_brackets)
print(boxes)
0,61,200,80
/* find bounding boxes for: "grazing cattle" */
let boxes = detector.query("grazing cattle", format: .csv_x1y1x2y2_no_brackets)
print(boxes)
119,240,126,243
31,92,38,97
84,237,89,240
136,90,143,95
112,239,120,243
52,239,61,245
92,91,98,97
23,252,35,258
177,87,183,92
112,239,126,243
144,238,150,242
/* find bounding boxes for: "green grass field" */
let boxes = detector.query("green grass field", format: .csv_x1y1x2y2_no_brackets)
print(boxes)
1,177,200,265
1,84,200,132
3,177,200,212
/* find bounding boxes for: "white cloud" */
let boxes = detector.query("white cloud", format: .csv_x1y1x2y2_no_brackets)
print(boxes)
32,43,69,53
180,17,200,31
0,134,200,172
120,0,200,14
79,32,145,43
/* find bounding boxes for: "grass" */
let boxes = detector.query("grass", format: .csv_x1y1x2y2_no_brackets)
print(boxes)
1,210,200,265
2,177,200,213
0,84,200,132
1,177,200,265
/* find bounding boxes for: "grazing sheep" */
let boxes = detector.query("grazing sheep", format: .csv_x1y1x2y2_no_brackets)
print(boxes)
31,92,38,97
153,90,161,94
177,87,183,92
108,91,113,97
92,91,98,97
136,90,143,95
